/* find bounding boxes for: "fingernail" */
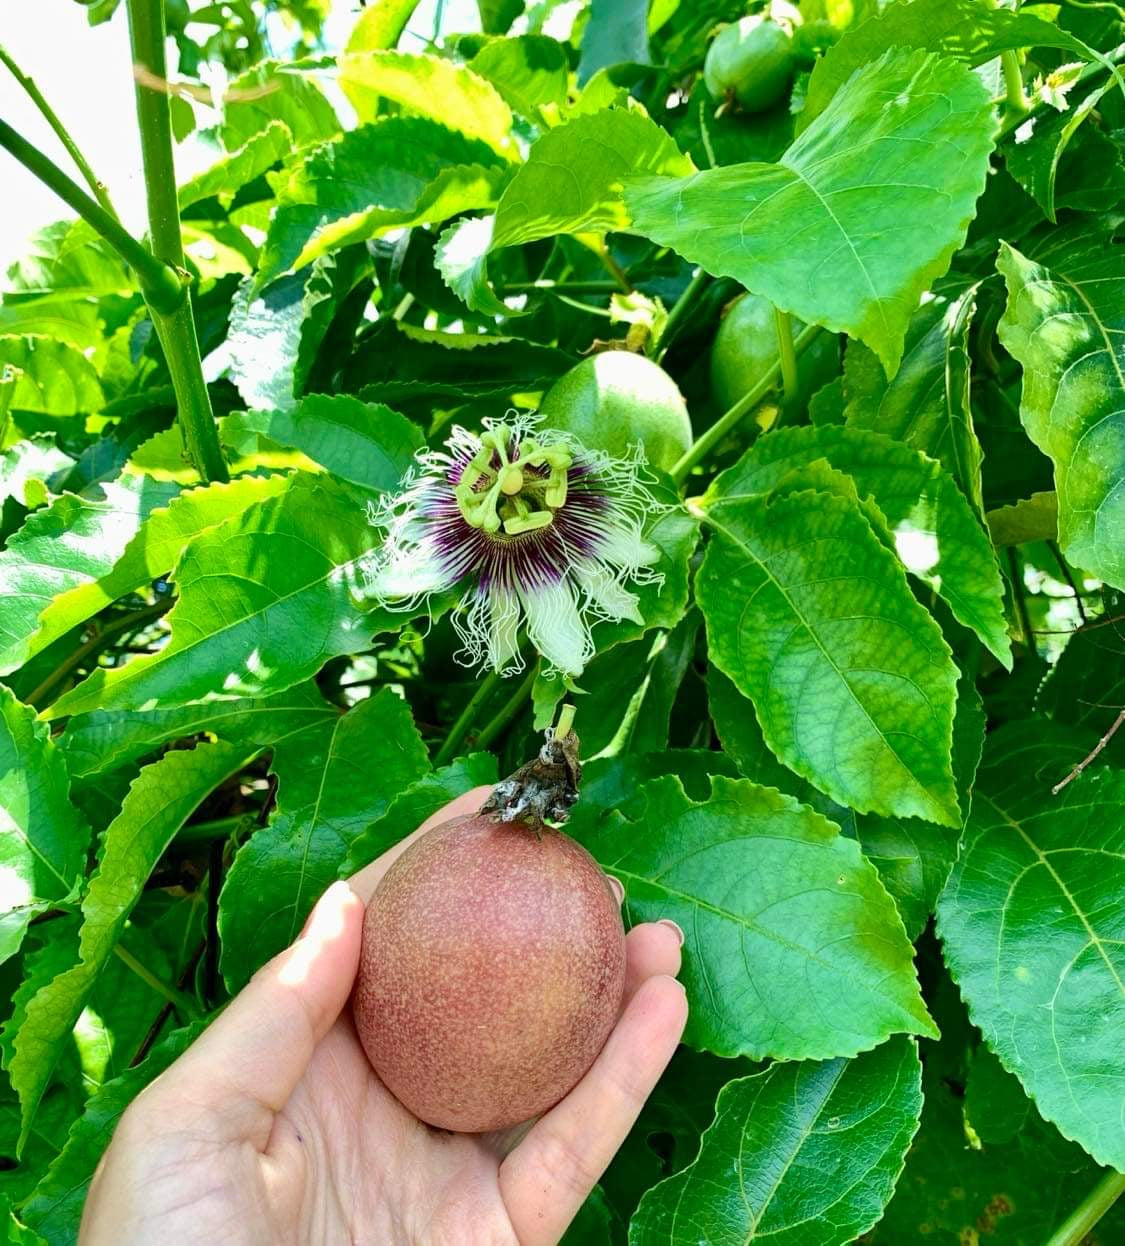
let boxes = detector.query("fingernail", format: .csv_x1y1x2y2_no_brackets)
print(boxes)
657,918,684,946
606,875,625,905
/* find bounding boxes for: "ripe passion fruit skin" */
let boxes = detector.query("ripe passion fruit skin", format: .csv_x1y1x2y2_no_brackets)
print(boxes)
703,15,795,114
353,811,626,1133
709,291,839,416
536,351,692,474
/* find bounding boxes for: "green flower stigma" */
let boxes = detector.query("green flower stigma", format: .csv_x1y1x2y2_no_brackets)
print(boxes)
454,427,573,536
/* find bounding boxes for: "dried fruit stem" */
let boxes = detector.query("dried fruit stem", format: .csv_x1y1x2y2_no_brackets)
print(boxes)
480,718,582,832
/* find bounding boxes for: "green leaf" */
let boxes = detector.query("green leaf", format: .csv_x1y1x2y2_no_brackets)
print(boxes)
59,681,337,781
341,753,499,876
218,688,429,990
225,396,422,495
177,121,291,209
43,474,379,720
844,281,984,514
469,36,569,121
578,0,650,84
697,484,961,826
573,775,937,1059
434,215,511,316
20,1021,205,1245
220,60,338,151
227,246,368,411
629,1035,922,1245
0,440,71,509
345,0,423,51
1004,74,1115,223
997,233,1125,589
491,108,694,251
0,690,89,966
339,50,518,160
0,337,103,417
626,49,996,375
986,490,1058,547
7,743,256,1149
0,476,180,676
259,118,509,283
19,475,287,679
937,722,1125,1170
709,665,984,939
715,424,1011,667
4,220,133,302
800,0,1096,130
1038,614,1125,767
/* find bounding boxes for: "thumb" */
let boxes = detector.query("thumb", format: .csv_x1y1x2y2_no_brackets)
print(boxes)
158,881,364,1146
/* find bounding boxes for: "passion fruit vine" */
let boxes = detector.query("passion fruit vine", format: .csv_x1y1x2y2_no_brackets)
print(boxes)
353,725,627,1133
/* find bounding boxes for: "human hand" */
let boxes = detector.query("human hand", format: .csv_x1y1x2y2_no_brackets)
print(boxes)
79,788,688,1246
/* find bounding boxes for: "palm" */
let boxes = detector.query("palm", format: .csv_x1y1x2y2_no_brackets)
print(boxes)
80,791,686,1246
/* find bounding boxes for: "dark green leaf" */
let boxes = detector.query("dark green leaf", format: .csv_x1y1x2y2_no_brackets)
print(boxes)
630,1036,923,1245
800,0,1095,130
714,424,1011,666
697,484,961,826
1038,614,1125,767
844,281,984,513
997,231,1125,589
937,722,1125,1170
225,395,422,495
0,476,180,676
626,49,996,374
491,109,693,251
20,1022,205,1245
573,775,937,1059
44,474,380,720
578,0,650,85
218,688,429,989
986,491,1058,547
0,690,89,966
7,742,256,1149
341,753,499,875
259,118,508,283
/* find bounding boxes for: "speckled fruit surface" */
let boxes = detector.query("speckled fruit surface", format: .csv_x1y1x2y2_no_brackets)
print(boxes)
353,812,627,1132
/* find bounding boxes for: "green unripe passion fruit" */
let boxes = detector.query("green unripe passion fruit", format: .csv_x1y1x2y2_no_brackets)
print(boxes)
703,16,795,114
710,292,839,415
537,351,693,473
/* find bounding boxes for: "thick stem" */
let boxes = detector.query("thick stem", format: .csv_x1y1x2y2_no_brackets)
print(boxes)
1045,1169,1125,1246
0,118,183,312
656,267,711,357
1000,49,1029,114
433,668,504,767
671,323,821,486
113,943,202,1019
127,0,229,485
0,42,117,215
773,306,799,402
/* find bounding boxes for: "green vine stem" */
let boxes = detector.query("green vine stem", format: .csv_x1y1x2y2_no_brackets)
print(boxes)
773,306,799,402
656,267,712,357
0,118,183,313
1000,49,1030,115
670,323,821,486
433,668,504,767
475,667,537,750
113,943,202,1020
1045,1169,1125,1246
1006,546,1035,651
0,42,117,214
0,364,18,446
127,0,230,485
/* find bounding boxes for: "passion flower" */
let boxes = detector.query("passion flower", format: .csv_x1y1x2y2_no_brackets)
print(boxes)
363,417,664,677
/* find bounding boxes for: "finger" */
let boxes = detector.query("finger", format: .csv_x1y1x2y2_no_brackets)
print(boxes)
623,919,683,1003
606,874,625,905
500,974,688,1246
155,880,363,1146
348,785,493,903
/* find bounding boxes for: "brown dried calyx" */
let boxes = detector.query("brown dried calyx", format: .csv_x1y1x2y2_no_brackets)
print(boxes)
479,712,581,832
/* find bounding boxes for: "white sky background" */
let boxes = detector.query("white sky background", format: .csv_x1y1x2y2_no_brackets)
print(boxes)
0,0,481,274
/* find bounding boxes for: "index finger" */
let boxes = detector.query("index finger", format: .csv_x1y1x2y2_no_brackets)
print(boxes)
347,784,492,902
